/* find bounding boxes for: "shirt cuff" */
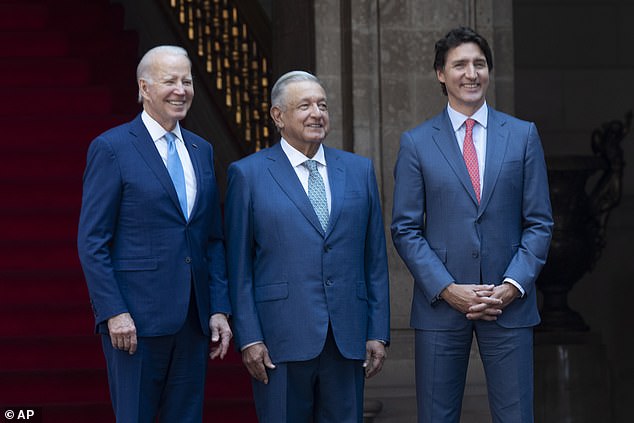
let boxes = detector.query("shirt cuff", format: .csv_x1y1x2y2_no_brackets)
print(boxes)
503,278,525,298
240,341,264,351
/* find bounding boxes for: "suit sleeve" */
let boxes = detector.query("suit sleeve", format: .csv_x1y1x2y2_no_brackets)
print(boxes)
391,132,455,304
503,122,553,294
225,163,262,349
77,137,128,327
364,160,391,343
205,146,232,315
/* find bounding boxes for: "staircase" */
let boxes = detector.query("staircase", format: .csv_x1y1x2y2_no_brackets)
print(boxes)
0,0,255,421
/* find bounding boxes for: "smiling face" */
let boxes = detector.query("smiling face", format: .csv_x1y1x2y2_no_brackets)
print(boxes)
138,52,193,131
270,80,330,157
437,42,489,116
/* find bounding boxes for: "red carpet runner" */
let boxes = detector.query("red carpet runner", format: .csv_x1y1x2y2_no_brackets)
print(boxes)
0,0,256,421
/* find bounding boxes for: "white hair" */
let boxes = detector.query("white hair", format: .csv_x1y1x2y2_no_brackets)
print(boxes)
270,70,324,110
136,45,190,103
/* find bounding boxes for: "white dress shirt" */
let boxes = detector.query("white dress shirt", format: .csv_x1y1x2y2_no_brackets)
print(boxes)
445,103,524,297
280,138,332,213
142,111,197,218
447,102,488,198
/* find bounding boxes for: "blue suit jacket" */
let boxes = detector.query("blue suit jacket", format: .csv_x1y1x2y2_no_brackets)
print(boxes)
225,143,390,363
77,114,231,337
391,107,553,330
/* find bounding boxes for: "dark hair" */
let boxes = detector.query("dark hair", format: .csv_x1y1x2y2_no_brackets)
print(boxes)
433,27,493,96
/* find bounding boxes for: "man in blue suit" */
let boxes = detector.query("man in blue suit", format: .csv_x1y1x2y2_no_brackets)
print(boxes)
225,71,390,422
77,45,232,422
391,27,553,422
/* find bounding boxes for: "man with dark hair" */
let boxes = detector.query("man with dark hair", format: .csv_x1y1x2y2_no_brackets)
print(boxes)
392,27,553,422
225,70,390,422
432,26,494,96
78,45,232,422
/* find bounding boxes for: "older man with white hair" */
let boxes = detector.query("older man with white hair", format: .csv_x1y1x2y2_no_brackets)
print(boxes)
78,45,232,422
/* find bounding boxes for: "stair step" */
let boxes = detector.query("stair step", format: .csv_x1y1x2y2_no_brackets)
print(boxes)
0,3,48,30
48,3,125,32
0,336,103,371
2,116,136,149
2,150,87,178
69,30,138,58
0,304,93,337
0,241,81,273
0,369,111,404
0,2,127,31
1,177,82,209
0,31,70,57
0,58,92,87
0,215,79,245
7,86,113,116
0,269,88,304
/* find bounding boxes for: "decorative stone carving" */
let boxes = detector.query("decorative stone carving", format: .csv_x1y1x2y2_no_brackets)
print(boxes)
537,111,632,331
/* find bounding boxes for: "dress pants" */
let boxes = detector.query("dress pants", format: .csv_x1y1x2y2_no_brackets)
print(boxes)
252,327,365,423
415,321,534,423
101,293,209,423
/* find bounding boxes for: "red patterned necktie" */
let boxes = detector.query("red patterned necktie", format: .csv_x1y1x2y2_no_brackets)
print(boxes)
463,118,480,203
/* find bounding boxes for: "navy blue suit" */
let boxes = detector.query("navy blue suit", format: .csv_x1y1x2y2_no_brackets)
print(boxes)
391,107,553,422
225,142,390,422
78,114,230,422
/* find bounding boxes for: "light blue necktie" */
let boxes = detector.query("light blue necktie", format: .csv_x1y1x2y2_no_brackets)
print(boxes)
164,132,188,218
303,159,329,231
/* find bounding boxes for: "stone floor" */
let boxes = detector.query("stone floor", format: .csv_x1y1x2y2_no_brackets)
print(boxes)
366,329,618,423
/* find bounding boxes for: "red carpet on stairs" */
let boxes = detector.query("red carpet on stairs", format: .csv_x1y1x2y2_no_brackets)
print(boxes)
0,0,256,421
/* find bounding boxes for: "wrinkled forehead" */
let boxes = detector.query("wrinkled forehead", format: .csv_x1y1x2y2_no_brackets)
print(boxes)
150,54,192,77
285,80,327,103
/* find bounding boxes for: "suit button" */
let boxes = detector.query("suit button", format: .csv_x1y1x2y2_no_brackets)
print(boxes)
472,251,479,259
185,257,192,263
325,279,333,286
324,245,332,252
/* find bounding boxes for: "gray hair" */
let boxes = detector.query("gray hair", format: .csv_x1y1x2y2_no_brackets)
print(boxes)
136,45,190,103
270,71,324,110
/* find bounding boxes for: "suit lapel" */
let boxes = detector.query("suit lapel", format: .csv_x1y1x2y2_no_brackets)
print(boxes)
128,116,185,218
480,108,509,214
431,111,480,205
267,143,326,235
324,146,345,237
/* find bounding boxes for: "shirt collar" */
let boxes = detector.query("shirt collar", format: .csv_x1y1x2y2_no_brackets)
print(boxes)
280,138,326,168
141,110,184,143
446,102,488,132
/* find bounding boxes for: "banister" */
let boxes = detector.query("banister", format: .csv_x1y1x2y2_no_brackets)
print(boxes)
165,0,274,153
